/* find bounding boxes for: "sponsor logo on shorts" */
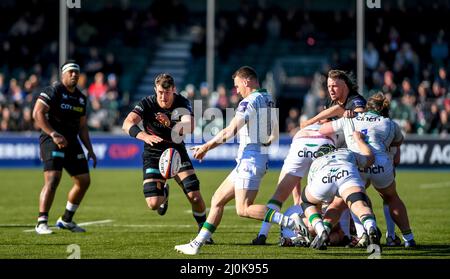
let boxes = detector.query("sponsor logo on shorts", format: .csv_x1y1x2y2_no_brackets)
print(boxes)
77,154,85,159
180,161,191,168
51,151,65,158
359,165,385,174
145,168,160,174
322,169,350,183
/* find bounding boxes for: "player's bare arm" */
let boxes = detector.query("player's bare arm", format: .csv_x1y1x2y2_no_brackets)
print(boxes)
122,111,163,146
191,116,245,161
173,114,194,137
301,105,345,129
32,99,68,149
353,131,375,167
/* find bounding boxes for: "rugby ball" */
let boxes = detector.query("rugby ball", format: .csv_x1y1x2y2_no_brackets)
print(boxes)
159,148,181,179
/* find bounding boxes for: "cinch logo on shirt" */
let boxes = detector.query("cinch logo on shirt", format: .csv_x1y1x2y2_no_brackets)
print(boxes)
298,144,319,158
322,169,350,183
359,165,384,174
355,115,381,122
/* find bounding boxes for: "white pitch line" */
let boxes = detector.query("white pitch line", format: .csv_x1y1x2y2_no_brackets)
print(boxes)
419,181,450,189
23,219,114,233
112,224,193,228
0,224,35,227
109,224,261,229
77,219,114,226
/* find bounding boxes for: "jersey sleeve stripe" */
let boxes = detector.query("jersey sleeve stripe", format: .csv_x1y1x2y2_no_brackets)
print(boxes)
37,98,50,107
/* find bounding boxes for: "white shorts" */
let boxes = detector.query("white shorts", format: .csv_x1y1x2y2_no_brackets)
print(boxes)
282,137,335,177
231,151,268,190
307,164,365,203
359,154,394,189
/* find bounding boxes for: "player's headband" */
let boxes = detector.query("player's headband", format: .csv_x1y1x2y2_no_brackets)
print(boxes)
61,63,80,74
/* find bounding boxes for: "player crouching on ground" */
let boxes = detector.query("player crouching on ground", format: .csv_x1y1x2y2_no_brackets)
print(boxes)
301,132,381,250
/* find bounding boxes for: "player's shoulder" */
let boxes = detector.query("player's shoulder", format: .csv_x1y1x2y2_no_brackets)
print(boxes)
173,93,191,105
140,94,157,106
42,82,61,94
74,87,87,99
347,92,367,105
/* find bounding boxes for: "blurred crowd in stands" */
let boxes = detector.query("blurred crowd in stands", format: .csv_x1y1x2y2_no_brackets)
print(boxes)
287,1,450,137
0,0,449,136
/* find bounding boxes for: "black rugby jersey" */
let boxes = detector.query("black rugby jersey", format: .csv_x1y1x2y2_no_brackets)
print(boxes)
37,82,87,140
132,93,194,144
325,91,366,120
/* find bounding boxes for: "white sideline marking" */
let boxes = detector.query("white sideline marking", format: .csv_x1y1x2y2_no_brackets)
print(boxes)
0,224,35,227
23,219,114,232
419,182,450,189
184,205,234,214
19,219,261,232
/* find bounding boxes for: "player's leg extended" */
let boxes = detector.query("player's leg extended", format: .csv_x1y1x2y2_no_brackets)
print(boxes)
234,187,259,218
376,180,415,247
174,173,235,255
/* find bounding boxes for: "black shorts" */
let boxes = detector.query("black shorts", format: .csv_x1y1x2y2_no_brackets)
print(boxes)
39,135,89,176
142,144,194,181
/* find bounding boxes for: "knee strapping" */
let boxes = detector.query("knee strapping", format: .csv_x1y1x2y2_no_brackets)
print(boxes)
181,174,200,194
143,181,163,198
345,192,369,205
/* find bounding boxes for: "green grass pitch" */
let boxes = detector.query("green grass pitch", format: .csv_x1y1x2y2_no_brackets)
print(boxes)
0,169,449,259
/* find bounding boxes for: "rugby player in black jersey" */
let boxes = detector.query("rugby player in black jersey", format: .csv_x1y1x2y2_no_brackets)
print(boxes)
301,69,366,127
33,61,97,234
122,73,212,243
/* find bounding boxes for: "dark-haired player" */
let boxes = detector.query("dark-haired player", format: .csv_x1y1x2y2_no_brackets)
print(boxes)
33,61,97,234
122,73,211,243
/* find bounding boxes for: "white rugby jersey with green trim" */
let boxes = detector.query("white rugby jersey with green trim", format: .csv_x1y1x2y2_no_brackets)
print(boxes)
331,112,403,155
235,88,275,155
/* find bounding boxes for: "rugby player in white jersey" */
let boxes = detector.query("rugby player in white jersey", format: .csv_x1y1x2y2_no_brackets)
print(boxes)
251,123,336,245
320,93,416,248
175,66,291,255
301,131,381,250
